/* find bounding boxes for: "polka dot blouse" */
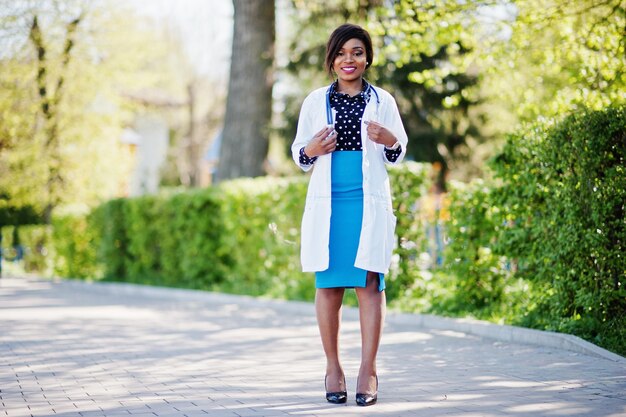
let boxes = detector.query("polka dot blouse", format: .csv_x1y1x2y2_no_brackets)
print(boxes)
299,81,403,166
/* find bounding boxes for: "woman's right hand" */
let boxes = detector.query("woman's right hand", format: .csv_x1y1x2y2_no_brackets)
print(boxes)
303,126,337,158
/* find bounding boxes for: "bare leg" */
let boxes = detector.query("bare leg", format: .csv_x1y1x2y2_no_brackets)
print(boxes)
315,287,346,392
355,271,385,394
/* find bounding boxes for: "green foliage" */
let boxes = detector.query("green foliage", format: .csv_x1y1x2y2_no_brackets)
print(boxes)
218,177,311,299
32,162,428,302
439,182,505,310
280,0,624,184
0,0,189,222
490,106,626,350
121,195,165,282
483,0,625,121
1,225,52,273
425,180,532,322
0,203,42,227
52,214,98,279
158,189,229,289
89,198,128,280
385,162,431,301
89,188,228,289
423,106,625,354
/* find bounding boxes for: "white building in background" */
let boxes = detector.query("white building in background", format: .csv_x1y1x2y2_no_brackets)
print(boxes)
120,115,169,196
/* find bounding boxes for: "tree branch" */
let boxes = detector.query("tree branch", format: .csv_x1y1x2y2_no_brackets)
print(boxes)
54,14,83,108
28,15,50,119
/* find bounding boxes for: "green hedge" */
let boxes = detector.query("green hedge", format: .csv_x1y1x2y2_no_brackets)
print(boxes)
426,180,532,322
89,188,230,289
53,214,98,278
218,177,310,299
430,106,625,354
1,225,52,274
489,106,625,351
45,162,429,304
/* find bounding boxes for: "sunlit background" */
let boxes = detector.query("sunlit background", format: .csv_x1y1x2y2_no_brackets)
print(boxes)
0,0,624,355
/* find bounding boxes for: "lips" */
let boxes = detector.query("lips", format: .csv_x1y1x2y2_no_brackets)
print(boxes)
341,66,357,74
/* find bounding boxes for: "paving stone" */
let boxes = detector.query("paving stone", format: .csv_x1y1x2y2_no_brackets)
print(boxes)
0,277,624,417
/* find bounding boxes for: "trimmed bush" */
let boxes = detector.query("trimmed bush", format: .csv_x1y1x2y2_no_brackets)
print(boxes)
90,198,129,281
1,225,52,274
218,177,310,298
89,188,228,289
53,214,98,279
489,106,626,351
39,162,428,302
385,162,431,302
429,180,530,321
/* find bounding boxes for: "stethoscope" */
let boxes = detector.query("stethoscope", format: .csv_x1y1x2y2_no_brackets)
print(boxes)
325,82,380,126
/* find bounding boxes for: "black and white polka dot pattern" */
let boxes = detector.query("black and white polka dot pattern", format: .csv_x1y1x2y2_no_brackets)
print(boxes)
330,81,369,151
299,147,317,165
384,144,402,162
298,81,402,166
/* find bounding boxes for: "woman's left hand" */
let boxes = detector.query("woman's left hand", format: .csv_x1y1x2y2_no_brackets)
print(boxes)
365,120,397,147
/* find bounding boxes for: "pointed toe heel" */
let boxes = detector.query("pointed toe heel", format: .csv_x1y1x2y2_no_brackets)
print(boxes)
355,376,378,407
325,375,347,404
355,392,377,406
326,391,348,404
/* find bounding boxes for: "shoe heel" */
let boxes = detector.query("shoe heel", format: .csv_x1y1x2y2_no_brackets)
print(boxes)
325,375,347,404
356,375,378,406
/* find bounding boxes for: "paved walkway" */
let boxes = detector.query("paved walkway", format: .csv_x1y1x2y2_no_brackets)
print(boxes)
1,277,625,417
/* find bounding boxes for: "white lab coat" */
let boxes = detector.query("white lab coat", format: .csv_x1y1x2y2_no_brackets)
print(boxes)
291,84,408,273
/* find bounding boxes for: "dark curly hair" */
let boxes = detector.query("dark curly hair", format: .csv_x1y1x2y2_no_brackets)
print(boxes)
324,24,373,77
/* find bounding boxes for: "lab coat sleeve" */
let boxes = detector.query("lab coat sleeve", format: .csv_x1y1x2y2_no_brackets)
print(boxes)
291,95,316,172
382,93,408,166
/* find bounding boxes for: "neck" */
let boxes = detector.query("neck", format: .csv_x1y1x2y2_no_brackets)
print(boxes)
336,78,363,96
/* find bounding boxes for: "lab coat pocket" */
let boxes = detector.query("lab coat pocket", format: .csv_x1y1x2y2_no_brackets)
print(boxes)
357,198,397,272
300,197,331,271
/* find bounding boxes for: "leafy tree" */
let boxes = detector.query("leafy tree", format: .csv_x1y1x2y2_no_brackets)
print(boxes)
483,0,625,121
0,0,188,224
279,0,623,185
279,0,489,188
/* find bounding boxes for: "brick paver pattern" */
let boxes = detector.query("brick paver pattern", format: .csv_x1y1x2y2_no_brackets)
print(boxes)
1,277,625,417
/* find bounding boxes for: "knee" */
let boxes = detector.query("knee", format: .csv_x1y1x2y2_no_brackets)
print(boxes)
317,288,345,301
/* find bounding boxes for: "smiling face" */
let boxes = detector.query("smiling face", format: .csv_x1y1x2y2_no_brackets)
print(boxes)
332,38,367,84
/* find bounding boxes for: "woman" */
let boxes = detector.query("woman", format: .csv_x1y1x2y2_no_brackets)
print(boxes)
291,24,408,406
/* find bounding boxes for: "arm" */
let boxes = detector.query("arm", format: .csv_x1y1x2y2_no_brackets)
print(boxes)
365,119,406,165
364,92,408,165
291,95,337,171
380,93,408,165
291,97,315,172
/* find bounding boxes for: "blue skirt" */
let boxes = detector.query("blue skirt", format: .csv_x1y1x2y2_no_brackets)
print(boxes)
315,151,385,292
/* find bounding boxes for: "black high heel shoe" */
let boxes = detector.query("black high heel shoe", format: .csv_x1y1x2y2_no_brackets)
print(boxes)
325,375,347,404
355,375,378,406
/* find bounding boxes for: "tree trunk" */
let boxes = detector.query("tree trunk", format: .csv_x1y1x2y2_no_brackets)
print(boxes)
185,81,198,187
216,0,275,181
29,15,82,224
